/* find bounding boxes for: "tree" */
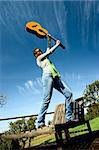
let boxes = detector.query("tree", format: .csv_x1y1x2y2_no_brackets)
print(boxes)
83,80,99,107
85,102,99,120
27,117,36,147
0,137,11,150
27,117,36,131
9,119,28,148
9,117,37,148
9,119,27,133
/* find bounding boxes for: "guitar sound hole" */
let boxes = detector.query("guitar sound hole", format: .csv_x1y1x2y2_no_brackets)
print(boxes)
32,25,37,27
39,29,43,33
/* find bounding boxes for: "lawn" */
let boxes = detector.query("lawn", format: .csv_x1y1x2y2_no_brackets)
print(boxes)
28,117,99,147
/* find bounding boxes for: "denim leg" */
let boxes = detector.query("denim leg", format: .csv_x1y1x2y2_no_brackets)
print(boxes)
53,77,73,121
38,73,53,126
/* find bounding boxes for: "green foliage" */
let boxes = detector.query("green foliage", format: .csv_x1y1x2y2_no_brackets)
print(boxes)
9,117,37,149
0,138,11,150
9,117,36,134
84,80,99,106
9,119,27,133
0,117,37,149
85,102,99,120
27,117,36,131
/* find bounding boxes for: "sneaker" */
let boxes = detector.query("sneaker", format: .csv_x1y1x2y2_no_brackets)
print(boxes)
38,124,46,129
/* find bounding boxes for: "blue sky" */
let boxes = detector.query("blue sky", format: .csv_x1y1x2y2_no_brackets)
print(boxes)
0,0,99,132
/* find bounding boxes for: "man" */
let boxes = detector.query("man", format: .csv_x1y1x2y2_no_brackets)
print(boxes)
33,38,75,128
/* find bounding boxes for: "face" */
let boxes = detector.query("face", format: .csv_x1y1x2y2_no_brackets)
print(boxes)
34,49,42,57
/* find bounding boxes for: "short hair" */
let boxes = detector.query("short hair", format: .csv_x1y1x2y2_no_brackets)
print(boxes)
33,48,42,56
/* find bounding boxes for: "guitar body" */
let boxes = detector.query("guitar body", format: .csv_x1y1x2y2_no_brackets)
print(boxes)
26,22,48,38
26,21,65,49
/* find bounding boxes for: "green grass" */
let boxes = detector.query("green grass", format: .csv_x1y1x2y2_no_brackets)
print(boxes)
30,134,55,147
69,117,99,137
89,117,99,131
29,117,99,147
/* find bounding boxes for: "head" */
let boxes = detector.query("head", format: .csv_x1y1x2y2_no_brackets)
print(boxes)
33,48,43,58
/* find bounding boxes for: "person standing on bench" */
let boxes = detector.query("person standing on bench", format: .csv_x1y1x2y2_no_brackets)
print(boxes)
33,37,78,128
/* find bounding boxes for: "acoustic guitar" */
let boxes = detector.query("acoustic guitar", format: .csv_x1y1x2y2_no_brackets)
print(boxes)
26,21,65,49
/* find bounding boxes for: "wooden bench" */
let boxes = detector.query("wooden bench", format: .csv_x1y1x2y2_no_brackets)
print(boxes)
1,97,92,149
53,97,92,146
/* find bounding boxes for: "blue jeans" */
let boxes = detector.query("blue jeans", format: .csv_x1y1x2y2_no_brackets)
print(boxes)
38,73,73,127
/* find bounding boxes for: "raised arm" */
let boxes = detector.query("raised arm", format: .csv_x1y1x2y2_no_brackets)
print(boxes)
37,40,61,61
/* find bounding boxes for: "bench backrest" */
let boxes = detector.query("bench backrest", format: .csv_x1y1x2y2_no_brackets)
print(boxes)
53,97,84,125
72,97,84,121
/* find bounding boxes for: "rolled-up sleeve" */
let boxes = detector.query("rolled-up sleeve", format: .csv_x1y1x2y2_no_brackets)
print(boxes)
37,43,59,61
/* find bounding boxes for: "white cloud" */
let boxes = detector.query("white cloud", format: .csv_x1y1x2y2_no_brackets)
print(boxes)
17,77,42,96
53,1,69,50
62,72,99,82
17,73,99,98
17,86,26,95
62,72,82,81
25,80,33,90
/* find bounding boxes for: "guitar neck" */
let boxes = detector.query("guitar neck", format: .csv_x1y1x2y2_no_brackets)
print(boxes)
47,34,65,49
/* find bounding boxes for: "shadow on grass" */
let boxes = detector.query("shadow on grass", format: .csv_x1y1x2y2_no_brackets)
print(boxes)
24,130,99,150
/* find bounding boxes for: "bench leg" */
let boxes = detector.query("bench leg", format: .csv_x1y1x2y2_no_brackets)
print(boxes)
55,125,71,148
86,120,92,133
64,128,70,141
55,129,63,145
